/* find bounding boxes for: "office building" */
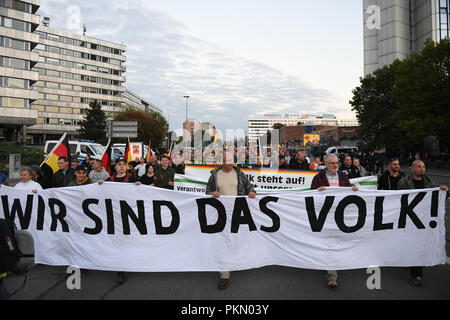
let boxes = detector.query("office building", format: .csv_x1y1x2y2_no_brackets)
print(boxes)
247,114,358,145
0,0,40,142
364,0,449,75
122,88,162,114
29,23,127,143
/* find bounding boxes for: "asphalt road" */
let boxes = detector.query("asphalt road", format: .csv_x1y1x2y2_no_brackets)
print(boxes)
3,169,450,300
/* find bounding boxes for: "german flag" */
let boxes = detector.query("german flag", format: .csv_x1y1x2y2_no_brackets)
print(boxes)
41,133,70,173
124,138,133,169
145,139,152,162
101,140,112,175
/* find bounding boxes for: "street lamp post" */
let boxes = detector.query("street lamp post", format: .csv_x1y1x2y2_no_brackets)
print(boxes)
183,96,190,122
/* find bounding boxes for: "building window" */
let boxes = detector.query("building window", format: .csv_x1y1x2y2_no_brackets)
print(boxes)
60,95,72,102
47,34,61,42
46,106,59,113
60,107,72,114
60,84,72,90
46,94,58,101
0,57,29,70
48,46,60,54
1,97,26,108
46,82,59,89
31,105,45,111
47,70,59,77
46,58,59,66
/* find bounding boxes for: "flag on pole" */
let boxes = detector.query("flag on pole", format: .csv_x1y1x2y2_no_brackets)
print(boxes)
41,133,70,174
146,139,152,162
167,141,174,159
124,137,132,169
213,129,220,153
101,139,112,175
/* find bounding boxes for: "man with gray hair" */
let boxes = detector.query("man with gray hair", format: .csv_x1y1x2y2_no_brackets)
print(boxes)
310,154,358,288
397,160,448,286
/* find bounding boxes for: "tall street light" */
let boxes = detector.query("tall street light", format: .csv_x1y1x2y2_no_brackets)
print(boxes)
183,96,190,122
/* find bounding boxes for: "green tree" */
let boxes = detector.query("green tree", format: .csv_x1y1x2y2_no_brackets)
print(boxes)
114,110,164,147
77,101,108,144
391,39,450,149
350,38,450,153
350,62,400,151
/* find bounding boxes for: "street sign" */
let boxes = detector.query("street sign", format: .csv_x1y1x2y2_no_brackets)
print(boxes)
108,121,138,138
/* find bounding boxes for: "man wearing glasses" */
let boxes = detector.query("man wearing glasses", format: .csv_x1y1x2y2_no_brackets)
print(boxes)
310,154,358,288
377,158,405,190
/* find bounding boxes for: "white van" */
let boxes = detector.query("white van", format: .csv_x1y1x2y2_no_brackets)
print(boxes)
44,140,105,162
325,146,358,157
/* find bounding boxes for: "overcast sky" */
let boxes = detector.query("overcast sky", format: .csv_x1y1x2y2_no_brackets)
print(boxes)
39,0,363,132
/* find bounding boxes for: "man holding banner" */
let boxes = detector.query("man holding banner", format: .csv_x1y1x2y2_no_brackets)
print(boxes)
397,160,448,286
310,154,359,288
206,149,256,290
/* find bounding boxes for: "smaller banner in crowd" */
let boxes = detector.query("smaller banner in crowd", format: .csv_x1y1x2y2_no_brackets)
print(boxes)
185,165,319,190
177,165,378,195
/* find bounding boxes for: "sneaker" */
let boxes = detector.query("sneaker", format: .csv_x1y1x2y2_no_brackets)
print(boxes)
116,272,127,285
412,276,423,286
218,278,229,290
327,278,338,288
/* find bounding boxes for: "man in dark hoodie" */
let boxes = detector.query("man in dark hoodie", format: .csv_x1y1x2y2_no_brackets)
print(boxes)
206,149,256,290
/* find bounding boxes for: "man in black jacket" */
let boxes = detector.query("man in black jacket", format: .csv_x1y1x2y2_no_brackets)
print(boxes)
339,156,360,179
289,149,310,171
377,158,405,190
52,156,75,188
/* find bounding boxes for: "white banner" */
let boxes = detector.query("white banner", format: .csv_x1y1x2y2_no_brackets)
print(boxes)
185,165,319,190
174,174,378,195
0,184,446,272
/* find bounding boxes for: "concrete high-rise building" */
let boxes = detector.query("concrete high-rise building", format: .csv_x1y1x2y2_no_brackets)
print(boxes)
0,0,40,142
122,89,162,114
363,0,449,75
29,24,127,143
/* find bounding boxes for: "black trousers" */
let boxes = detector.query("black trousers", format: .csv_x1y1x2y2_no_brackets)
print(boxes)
0,279,10,300
410,267,423,278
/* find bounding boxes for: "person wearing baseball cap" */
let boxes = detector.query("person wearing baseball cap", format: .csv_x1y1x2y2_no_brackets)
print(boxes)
97,157,141,285
68,165,91,186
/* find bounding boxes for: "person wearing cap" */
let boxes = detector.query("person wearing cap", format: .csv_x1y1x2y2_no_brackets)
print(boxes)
68,165,91,187
98,157,141,285
88,158,110,184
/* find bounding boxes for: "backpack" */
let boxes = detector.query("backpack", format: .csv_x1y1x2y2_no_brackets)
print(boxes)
0,219,35,275
0,218,20,274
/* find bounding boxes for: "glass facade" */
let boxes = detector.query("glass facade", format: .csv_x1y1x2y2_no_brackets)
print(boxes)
437,0,449,40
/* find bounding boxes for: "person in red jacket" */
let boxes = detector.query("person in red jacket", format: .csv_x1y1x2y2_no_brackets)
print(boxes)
310,154,358,288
